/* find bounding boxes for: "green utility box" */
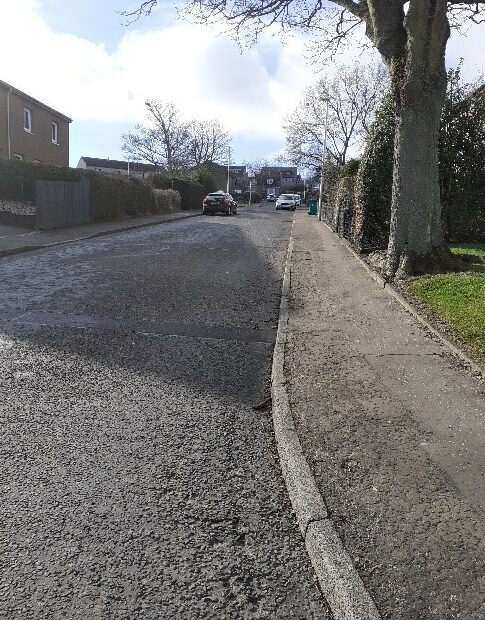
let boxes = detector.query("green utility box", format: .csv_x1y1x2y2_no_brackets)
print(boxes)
307,198,318,215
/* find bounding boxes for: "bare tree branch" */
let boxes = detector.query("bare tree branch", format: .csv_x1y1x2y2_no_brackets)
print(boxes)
283,62,388,170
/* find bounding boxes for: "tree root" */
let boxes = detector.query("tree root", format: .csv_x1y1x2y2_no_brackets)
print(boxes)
390,245,468,279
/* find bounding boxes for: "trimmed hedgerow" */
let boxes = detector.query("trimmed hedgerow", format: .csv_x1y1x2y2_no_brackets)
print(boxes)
0,158,81,202
333,159,360,241
153,188,181,213
151,174,205,210
353,93,395,253
191,165,216,195
0,159,183,223
88,173,156,221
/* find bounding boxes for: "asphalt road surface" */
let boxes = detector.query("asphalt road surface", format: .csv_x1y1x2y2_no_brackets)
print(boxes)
1,205,329,619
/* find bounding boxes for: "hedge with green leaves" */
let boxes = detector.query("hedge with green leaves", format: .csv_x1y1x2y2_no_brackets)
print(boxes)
0,158,81,202
0,159,181,222
333,160,360,240
89,173,156,221
353,72,485,250
353,94,395,252
151,174,205,210
440,71,485,241
153,188,181,213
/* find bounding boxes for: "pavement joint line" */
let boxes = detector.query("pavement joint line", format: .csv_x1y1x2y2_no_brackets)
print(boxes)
271,212,382,620
320,220,485,380
0,212,201,259
12,321,274,346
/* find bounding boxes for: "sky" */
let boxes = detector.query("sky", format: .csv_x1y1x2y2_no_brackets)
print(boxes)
1,0,484,168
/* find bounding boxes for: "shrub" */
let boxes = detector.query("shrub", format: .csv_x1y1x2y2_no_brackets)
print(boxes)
323,160,345,229
353,69,485,251
89,173,156,221
191,165,216,195
0,158,81,202
0,159,184,223
153,188,181,213
151,175,204,210
333,160,360,240
440,69,485,242
354,94,395,252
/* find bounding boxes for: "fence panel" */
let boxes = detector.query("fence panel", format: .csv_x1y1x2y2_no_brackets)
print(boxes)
35,178,90,229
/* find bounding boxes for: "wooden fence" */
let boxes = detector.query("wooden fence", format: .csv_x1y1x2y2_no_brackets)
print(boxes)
35,178,90,230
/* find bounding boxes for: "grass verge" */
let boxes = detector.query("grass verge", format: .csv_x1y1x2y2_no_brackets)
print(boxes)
406,243,485,364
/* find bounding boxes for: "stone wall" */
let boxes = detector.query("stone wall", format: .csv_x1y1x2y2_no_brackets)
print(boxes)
0,198,36,227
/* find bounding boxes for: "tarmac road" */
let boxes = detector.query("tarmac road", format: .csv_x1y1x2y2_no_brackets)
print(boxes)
0,205,329,619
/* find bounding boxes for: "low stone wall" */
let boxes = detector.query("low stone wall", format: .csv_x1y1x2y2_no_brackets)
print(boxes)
0,199,36,227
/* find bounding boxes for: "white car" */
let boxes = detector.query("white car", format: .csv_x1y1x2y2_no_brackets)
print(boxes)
276,194,297,211
292,194,301,206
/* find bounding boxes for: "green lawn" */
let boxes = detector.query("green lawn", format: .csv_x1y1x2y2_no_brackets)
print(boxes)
449,242,485,259
407,244,485,363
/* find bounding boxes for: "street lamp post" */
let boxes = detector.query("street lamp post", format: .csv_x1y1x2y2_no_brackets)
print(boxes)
317,97,330,222
226,146,231,193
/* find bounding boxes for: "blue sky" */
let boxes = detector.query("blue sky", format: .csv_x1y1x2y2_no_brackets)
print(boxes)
2,1,484,168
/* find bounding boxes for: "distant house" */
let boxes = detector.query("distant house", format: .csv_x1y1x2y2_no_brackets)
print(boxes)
0,79,71,166
203,162,227,191
228,165,249,195
202,162,249,194
259,166,300,189
77,157,161,179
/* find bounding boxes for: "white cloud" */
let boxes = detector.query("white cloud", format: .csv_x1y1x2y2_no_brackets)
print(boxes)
0,0,319,144
2,1,484,159
447,22,485,82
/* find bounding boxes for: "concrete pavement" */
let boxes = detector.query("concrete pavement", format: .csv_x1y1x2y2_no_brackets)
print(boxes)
0,211,199,257
282,211,485,619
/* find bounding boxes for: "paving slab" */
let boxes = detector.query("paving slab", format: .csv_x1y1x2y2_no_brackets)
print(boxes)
285,212,485,620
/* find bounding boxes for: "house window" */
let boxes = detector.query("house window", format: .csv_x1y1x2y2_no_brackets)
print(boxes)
23,108,32,133
51,121,58,144
13,153,24,160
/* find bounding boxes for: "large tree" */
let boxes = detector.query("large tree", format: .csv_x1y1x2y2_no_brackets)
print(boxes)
122,100,190,173
187,119,230,167
122,100,231,173
126,0,485,277
284,63,387,170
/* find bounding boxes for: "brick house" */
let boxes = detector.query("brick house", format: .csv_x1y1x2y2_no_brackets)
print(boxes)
77,157,161,179
0,80,71,166
259,166,300,190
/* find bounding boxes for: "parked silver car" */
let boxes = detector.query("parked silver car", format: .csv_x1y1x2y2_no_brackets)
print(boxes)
275,194,297,211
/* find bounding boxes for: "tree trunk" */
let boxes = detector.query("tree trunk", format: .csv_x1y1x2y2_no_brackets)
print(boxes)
385,0,450,278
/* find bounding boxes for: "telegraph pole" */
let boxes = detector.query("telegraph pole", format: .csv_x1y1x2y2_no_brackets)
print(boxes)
226,147,231,193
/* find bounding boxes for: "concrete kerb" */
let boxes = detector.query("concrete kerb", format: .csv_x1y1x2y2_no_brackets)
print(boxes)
0,212,201,259
323,221,485,380
271,214,382,620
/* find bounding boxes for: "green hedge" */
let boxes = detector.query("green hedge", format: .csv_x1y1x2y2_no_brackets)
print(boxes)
0,159,181,222
354,75,485,250
88,173,156,221
0,158,81,202
154,188,181,213
151,174,205,210
353,94,395,252
334,160,360,240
